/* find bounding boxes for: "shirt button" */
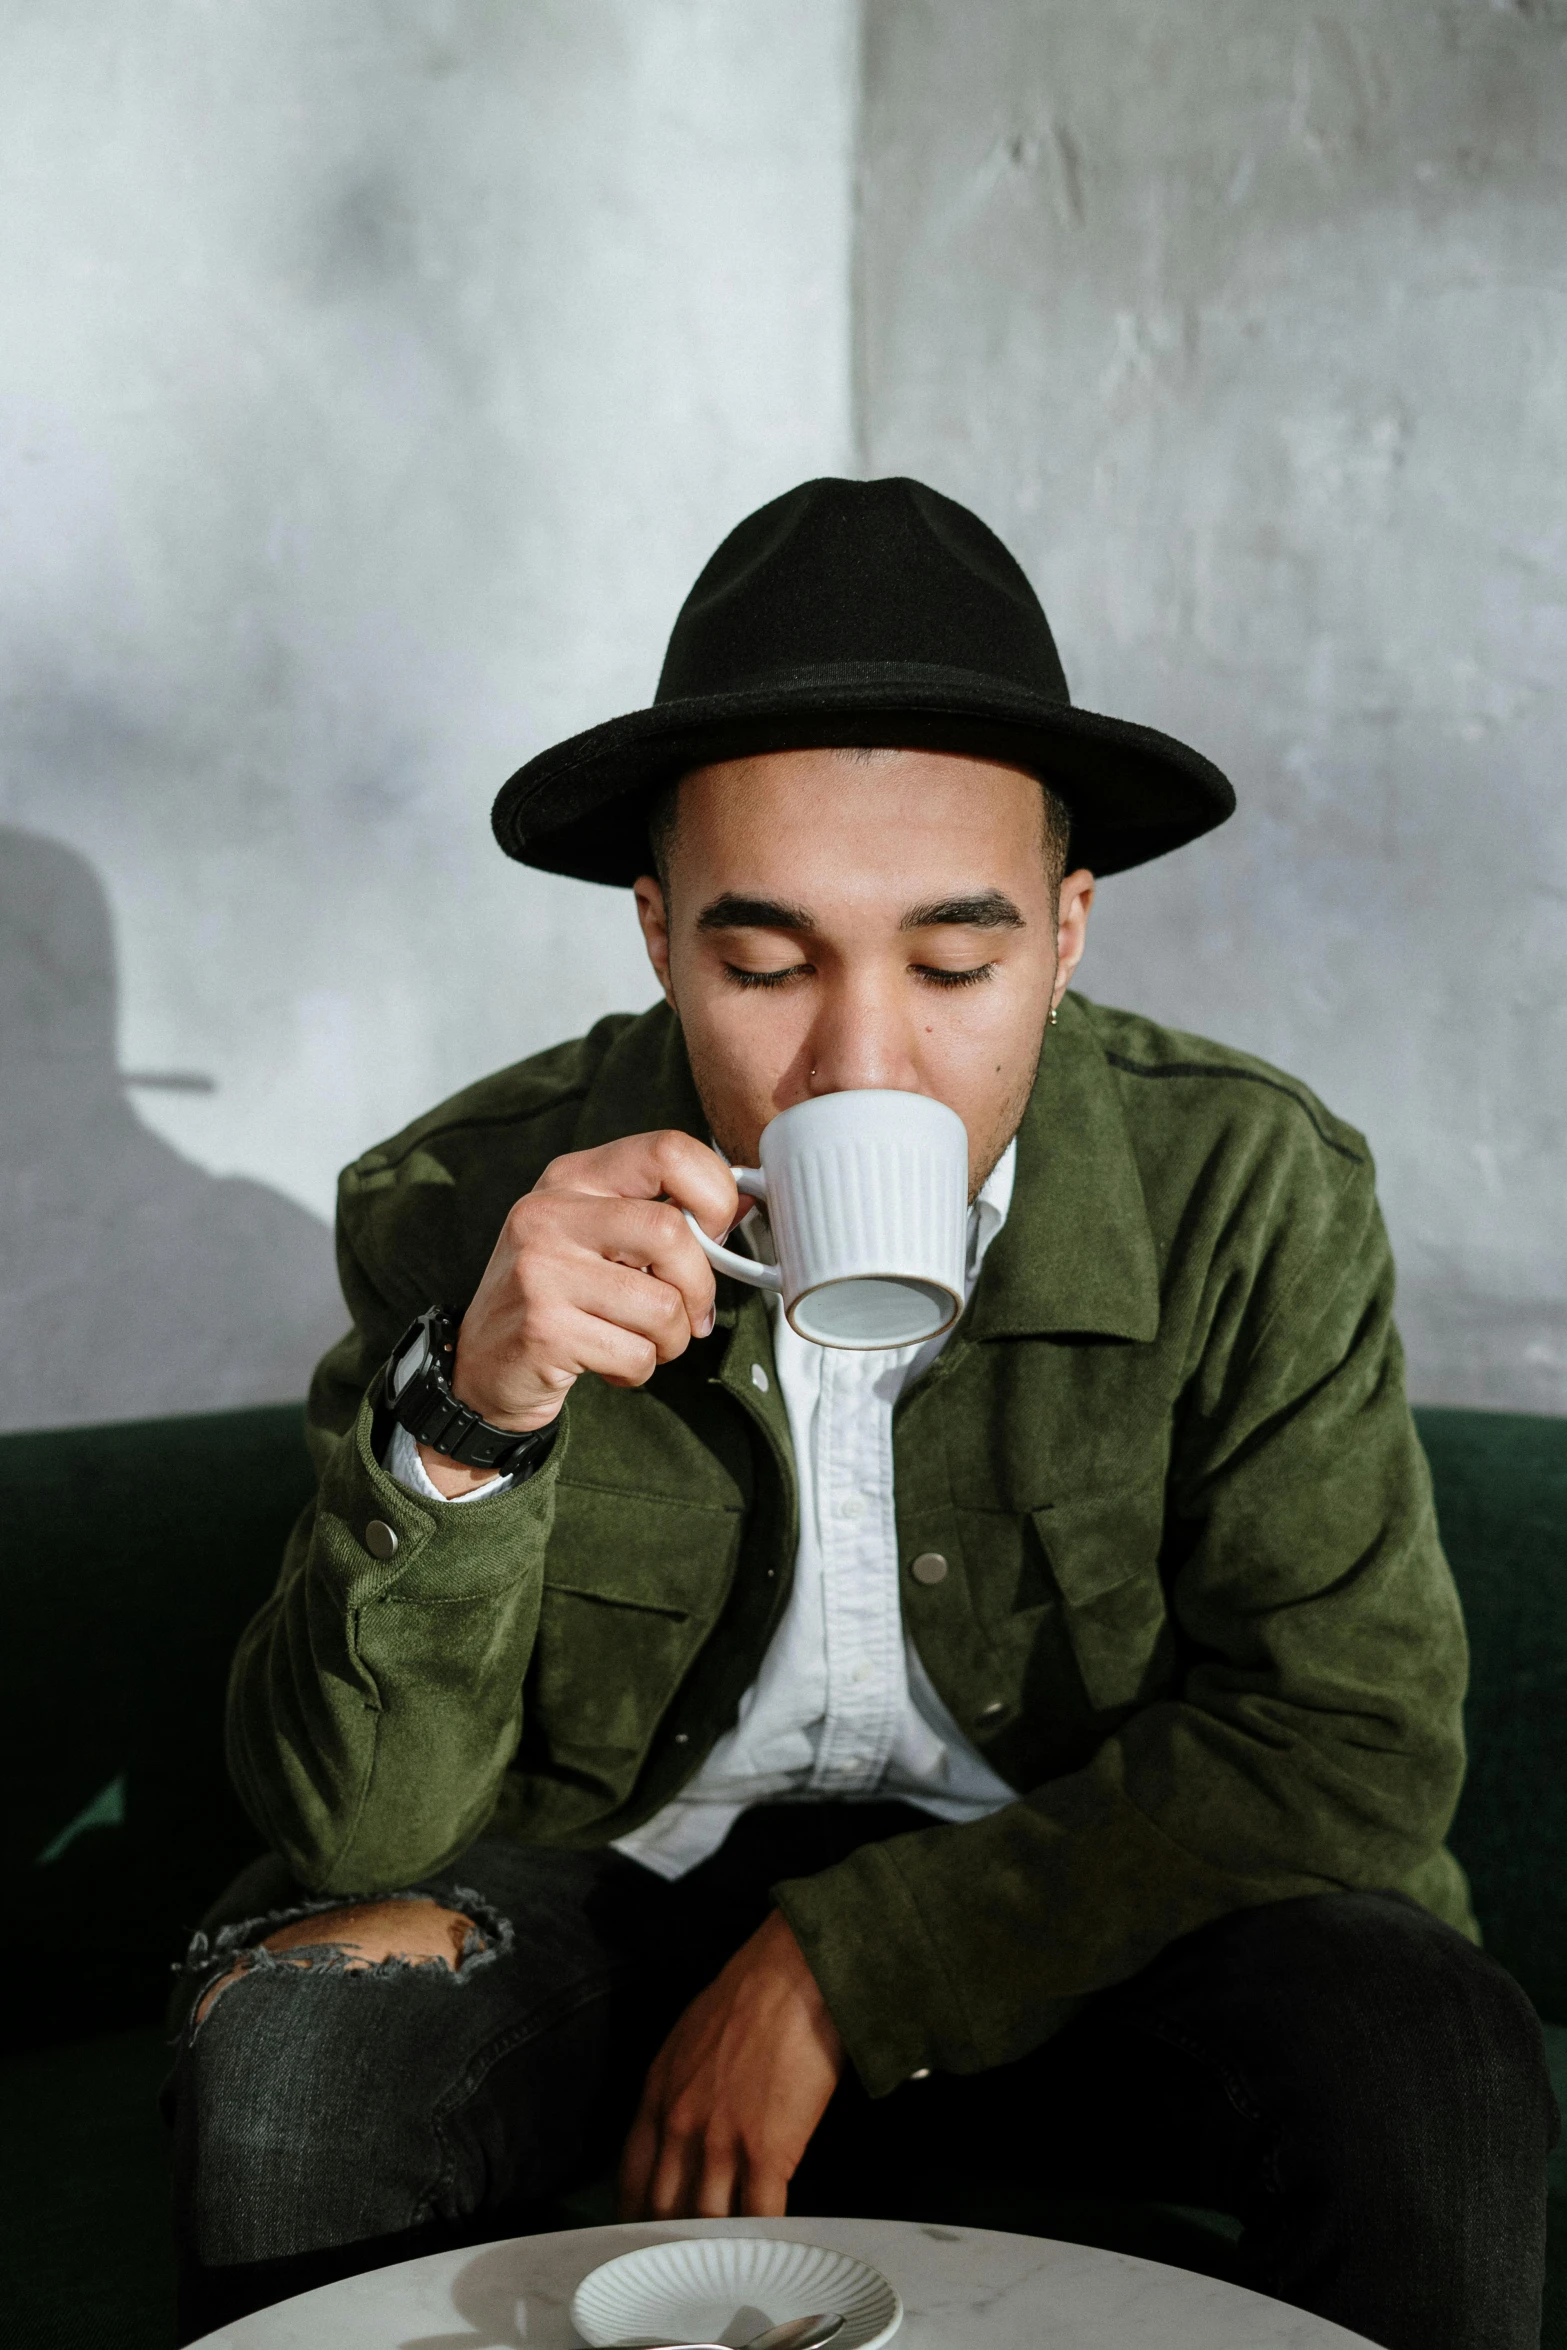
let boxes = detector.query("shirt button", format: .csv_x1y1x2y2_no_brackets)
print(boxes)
751,1362,770,1393
364,1520,398,1560
839,1495,867,1521
909,1551,949,1586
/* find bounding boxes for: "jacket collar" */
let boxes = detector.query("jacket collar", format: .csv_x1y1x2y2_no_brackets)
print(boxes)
578,993,1160,1344
967,992,1161,1343
575,1004,709,1150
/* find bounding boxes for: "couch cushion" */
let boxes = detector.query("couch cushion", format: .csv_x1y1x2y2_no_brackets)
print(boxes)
1,1405,316,2051
1415,1408,1567,2024
3,1401,1563,2047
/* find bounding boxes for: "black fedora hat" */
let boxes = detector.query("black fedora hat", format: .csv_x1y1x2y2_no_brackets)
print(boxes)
492,476,1234,884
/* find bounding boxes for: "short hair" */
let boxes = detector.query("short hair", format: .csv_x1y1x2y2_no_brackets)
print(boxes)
646,751,1072,898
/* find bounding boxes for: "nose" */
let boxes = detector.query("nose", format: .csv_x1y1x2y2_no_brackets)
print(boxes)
801,970,923,1097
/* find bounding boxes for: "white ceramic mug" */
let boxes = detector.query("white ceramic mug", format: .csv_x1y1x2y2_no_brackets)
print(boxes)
684,1088,971,1349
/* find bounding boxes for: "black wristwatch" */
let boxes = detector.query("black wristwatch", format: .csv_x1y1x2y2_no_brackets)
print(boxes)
384,1306,558,1481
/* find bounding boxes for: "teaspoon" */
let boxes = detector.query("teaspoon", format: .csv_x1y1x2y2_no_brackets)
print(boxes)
614,2314,845,2350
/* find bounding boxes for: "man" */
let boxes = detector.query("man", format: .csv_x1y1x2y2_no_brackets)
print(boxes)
173,478,1553,2349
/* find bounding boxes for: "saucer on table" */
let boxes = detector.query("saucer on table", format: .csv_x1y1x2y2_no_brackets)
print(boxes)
570,2236,902,2350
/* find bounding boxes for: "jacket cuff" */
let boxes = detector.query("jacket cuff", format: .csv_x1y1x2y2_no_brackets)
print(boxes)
310,1386,568,1607
384,1417,511,1503
773,1840,985,2100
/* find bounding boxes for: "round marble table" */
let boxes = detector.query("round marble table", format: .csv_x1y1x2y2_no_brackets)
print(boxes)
191,2215,1371,2349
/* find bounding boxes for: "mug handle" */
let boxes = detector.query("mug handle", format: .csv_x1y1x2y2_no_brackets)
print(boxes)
683,1169,782,1292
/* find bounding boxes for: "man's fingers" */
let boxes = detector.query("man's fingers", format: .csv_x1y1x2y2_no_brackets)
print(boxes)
593,1201,719,1330
646,2124,703,2221
537,1131,740,1240
482,1271,703,1404
451,1131,737,1432
514,1195,717,1338
616,2106,660,2221
691,2144,741,2219
542,1304,662,1392
739,2154,791,2219
627,2130,783,2222
565,1258,707,1362
616,2046,671,2220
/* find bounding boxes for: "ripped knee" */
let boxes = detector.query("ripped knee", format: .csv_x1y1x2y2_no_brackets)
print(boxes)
183,1884,511,2029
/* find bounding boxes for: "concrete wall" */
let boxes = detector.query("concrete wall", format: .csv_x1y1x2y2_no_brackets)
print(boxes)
4,1,1561,1429
856,0,1567,1412
0,0,854,1429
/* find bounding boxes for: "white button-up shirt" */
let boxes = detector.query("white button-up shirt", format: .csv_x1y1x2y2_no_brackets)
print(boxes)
389,1142,1020,1881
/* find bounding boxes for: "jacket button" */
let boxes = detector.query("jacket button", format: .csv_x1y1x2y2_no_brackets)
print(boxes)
673,1732,691,1746
364,1520,399,1559
909,1551,949,1586
976,1699,1005,1724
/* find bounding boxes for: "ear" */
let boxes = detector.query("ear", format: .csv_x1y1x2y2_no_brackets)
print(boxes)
1052,869,1095,1010
633,875,677,1010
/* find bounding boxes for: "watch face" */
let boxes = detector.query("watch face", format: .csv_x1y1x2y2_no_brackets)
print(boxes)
390,1327,430,1400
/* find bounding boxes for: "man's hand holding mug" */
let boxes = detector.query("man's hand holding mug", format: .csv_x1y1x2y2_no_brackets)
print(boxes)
418,1129,735,1497
425,1089,971,1495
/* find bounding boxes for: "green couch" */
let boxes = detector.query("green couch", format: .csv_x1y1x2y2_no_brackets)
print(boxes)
4,1403,1565,2348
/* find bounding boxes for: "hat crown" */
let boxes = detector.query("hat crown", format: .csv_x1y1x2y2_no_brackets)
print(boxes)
492,471,1235,887
655,476,1071,708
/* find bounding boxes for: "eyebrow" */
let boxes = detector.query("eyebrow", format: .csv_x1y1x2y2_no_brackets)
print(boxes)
694,888,1027,936
696,894,817,933
900,891,1025,931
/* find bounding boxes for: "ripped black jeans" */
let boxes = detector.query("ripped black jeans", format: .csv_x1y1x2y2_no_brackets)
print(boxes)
169,1805,1557,2350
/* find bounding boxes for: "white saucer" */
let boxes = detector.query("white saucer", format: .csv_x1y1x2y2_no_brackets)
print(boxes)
570,2235,903,2350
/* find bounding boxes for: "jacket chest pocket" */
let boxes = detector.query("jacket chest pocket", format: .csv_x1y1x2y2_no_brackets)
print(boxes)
524,1483,742,1788
1029,1478,1172,1714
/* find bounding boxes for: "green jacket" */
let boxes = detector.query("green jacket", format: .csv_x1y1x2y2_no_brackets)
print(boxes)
228,993,1475,2098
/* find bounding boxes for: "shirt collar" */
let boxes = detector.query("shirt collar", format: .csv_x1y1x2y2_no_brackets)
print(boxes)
968,1138,1015,1284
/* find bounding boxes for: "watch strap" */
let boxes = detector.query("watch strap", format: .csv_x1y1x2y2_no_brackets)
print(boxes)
384,1307,557,1480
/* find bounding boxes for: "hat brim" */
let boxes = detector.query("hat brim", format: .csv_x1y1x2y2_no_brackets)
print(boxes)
491,661,1235,884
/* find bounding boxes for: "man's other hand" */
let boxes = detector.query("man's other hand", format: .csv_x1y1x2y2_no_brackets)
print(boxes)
419,1131,736,1495
617,1909,846,2219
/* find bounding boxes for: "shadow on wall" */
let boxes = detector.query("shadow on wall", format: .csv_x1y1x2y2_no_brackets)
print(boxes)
0,826,344,1433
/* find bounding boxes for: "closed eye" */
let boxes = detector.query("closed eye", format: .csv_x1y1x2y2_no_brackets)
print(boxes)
723,959,995,990
913,963,996,988
724,962,812,989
